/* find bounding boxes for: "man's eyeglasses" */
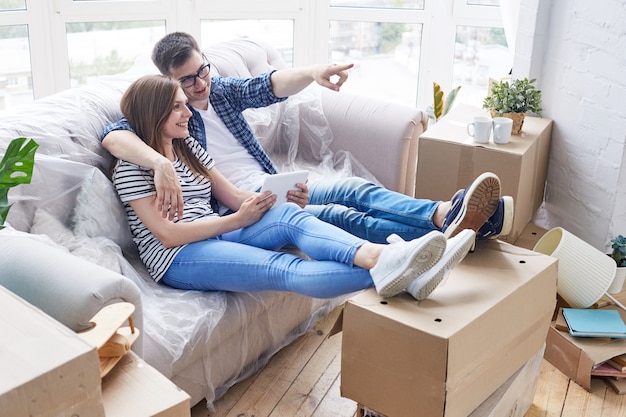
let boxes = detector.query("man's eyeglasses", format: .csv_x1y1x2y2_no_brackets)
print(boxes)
178,60,211,89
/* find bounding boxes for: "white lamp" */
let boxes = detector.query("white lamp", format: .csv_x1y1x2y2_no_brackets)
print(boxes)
533,227,618,309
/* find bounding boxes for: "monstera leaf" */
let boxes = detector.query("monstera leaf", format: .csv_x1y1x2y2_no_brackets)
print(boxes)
0,137,39,229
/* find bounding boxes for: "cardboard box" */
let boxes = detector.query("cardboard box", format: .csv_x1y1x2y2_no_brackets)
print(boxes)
512,222,548,251
0,285,104,417
340,240,557,417
415,104,553,242
358,344,545,417
101,350,191,417
544,296,626,391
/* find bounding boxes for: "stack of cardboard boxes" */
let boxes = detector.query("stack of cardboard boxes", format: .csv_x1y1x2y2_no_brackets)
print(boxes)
339,239,558,417
338,106,559,416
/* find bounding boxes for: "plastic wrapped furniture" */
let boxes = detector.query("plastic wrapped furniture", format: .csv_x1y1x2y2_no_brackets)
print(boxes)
0,38,428,409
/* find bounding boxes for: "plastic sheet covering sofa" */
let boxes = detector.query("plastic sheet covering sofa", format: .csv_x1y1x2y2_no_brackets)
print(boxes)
0,38,429,409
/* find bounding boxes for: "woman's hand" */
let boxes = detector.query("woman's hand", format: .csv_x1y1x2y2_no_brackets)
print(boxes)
287,182,310,209
235,192,277,228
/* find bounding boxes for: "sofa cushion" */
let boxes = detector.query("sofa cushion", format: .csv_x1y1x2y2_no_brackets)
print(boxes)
71,168,137,255
31,208,123,274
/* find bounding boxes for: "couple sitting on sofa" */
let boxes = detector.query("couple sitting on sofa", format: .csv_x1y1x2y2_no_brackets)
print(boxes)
103,32,513,301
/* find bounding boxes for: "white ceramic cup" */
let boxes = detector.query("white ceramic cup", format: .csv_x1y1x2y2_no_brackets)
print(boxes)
533,227,616,308
493,117,513,144
466,116,492,144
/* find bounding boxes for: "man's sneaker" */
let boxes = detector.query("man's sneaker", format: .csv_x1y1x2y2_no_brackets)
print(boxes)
401,229,476,301
441,172,501,238
370,231,447,297
477,196,514,240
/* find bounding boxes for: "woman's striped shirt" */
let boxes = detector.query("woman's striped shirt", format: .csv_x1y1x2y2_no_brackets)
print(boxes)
113,136,217,282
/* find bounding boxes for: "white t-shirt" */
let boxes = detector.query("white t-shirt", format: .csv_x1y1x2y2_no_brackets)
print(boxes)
198,104,268,191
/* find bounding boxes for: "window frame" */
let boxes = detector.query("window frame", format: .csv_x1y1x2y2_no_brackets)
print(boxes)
0,0,506,108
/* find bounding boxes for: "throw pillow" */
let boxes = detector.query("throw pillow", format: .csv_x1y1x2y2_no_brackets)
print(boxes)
71,167,136,255
31,208,123,274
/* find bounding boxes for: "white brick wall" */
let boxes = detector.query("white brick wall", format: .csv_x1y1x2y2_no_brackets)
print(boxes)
521,0,626,251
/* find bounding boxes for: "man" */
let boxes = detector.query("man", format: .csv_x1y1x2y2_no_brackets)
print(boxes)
102,32,513,297
103,31,511,241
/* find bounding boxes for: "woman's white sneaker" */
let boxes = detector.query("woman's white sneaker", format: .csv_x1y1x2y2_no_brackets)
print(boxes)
406,229,476,301
370,231,447,297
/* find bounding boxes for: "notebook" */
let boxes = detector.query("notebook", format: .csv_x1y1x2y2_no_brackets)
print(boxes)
562,308,626,338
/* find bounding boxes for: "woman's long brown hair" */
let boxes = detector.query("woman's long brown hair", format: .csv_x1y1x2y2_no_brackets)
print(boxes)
120,75,211,181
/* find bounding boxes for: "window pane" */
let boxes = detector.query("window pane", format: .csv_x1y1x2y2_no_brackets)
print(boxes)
201,20,294,66
453,25,509,106
66,21,166,87
331,0,425,9
330,21,422,106
0,24,32,110
0,0,25,11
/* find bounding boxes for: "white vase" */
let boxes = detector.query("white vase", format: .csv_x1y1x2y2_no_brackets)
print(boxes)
608,266,626,294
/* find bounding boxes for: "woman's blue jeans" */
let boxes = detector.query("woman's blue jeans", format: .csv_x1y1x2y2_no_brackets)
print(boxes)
306,177,440,243
161,203,374,298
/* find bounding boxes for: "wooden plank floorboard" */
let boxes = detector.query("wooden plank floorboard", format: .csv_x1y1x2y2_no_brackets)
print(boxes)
192,306,626,417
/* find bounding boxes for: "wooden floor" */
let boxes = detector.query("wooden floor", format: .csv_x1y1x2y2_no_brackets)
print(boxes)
190,306,626,417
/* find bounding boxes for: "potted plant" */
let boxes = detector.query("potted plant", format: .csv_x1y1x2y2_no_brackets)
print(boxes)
608,235,626,294
426,81,461,125
482,77,542,134
0,137,39,230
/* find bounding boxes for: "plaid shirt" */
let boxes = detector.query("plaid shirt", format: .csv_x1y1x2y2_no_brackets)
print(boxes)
102,71,286,175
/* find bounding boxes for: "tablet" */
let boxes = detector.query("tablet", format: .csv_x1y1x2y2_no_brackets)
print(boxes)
261,170,309,206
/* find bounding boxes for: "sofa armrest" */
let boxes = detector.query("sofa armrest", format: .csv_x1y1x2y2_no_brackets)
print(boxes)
0,234,144,353
320,89,428,196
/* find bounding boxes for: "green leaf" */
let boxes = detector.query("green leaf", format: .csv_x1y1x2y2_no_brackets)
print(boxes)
433,82,444,121
442,85,462,118
0,137,39,187
0,137,39,229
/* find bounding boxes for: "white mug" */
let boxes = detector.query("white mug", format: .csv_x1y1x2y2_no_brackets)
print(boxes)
466,116,492,144
493,117,513,144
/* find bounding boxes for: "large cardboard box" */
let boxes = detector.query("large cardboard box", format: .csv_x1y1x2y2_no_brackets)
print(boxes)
101,350,191,417
340,240,557,417
358,344,545,417
415,104,553,243
0,285,104,417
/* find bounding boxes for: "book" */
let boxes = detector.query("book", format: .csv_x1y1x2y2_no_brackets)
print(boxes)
591,362,626,378
606,358,626,372
562,308,626,338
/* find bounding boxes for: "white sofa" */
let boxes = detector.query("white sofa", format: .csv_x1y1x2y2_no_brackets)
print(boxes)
0,38,428,409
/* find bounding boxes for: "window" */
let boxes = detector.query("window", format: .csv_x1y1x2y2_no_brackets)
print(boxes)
66,21,165,87
0,24,31,110
329,21,422,105
201,19,294,66
0,1,508,111
0,0,26,11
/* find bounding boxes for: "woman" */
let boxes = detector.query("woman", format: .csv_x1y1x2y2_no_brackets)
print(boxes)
112,75,470,300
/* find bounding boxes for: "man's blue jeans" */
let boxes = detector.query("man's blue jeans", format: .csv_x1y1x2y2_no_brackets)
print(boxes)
306,177,440,243
161,203,374,298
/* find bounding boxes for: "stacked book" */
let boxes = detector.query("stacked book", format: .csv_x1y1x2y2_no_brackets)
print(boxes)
560,308,626,393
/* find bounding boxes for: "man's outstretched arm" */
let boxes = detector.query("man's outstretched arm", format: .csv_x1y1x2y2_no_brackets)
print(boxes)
270,63,354,98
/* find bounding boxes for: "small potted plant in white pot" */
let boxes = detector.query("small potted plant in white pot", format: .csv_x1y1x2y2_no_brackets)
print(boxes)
607,235,626,294
482,77,542,134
